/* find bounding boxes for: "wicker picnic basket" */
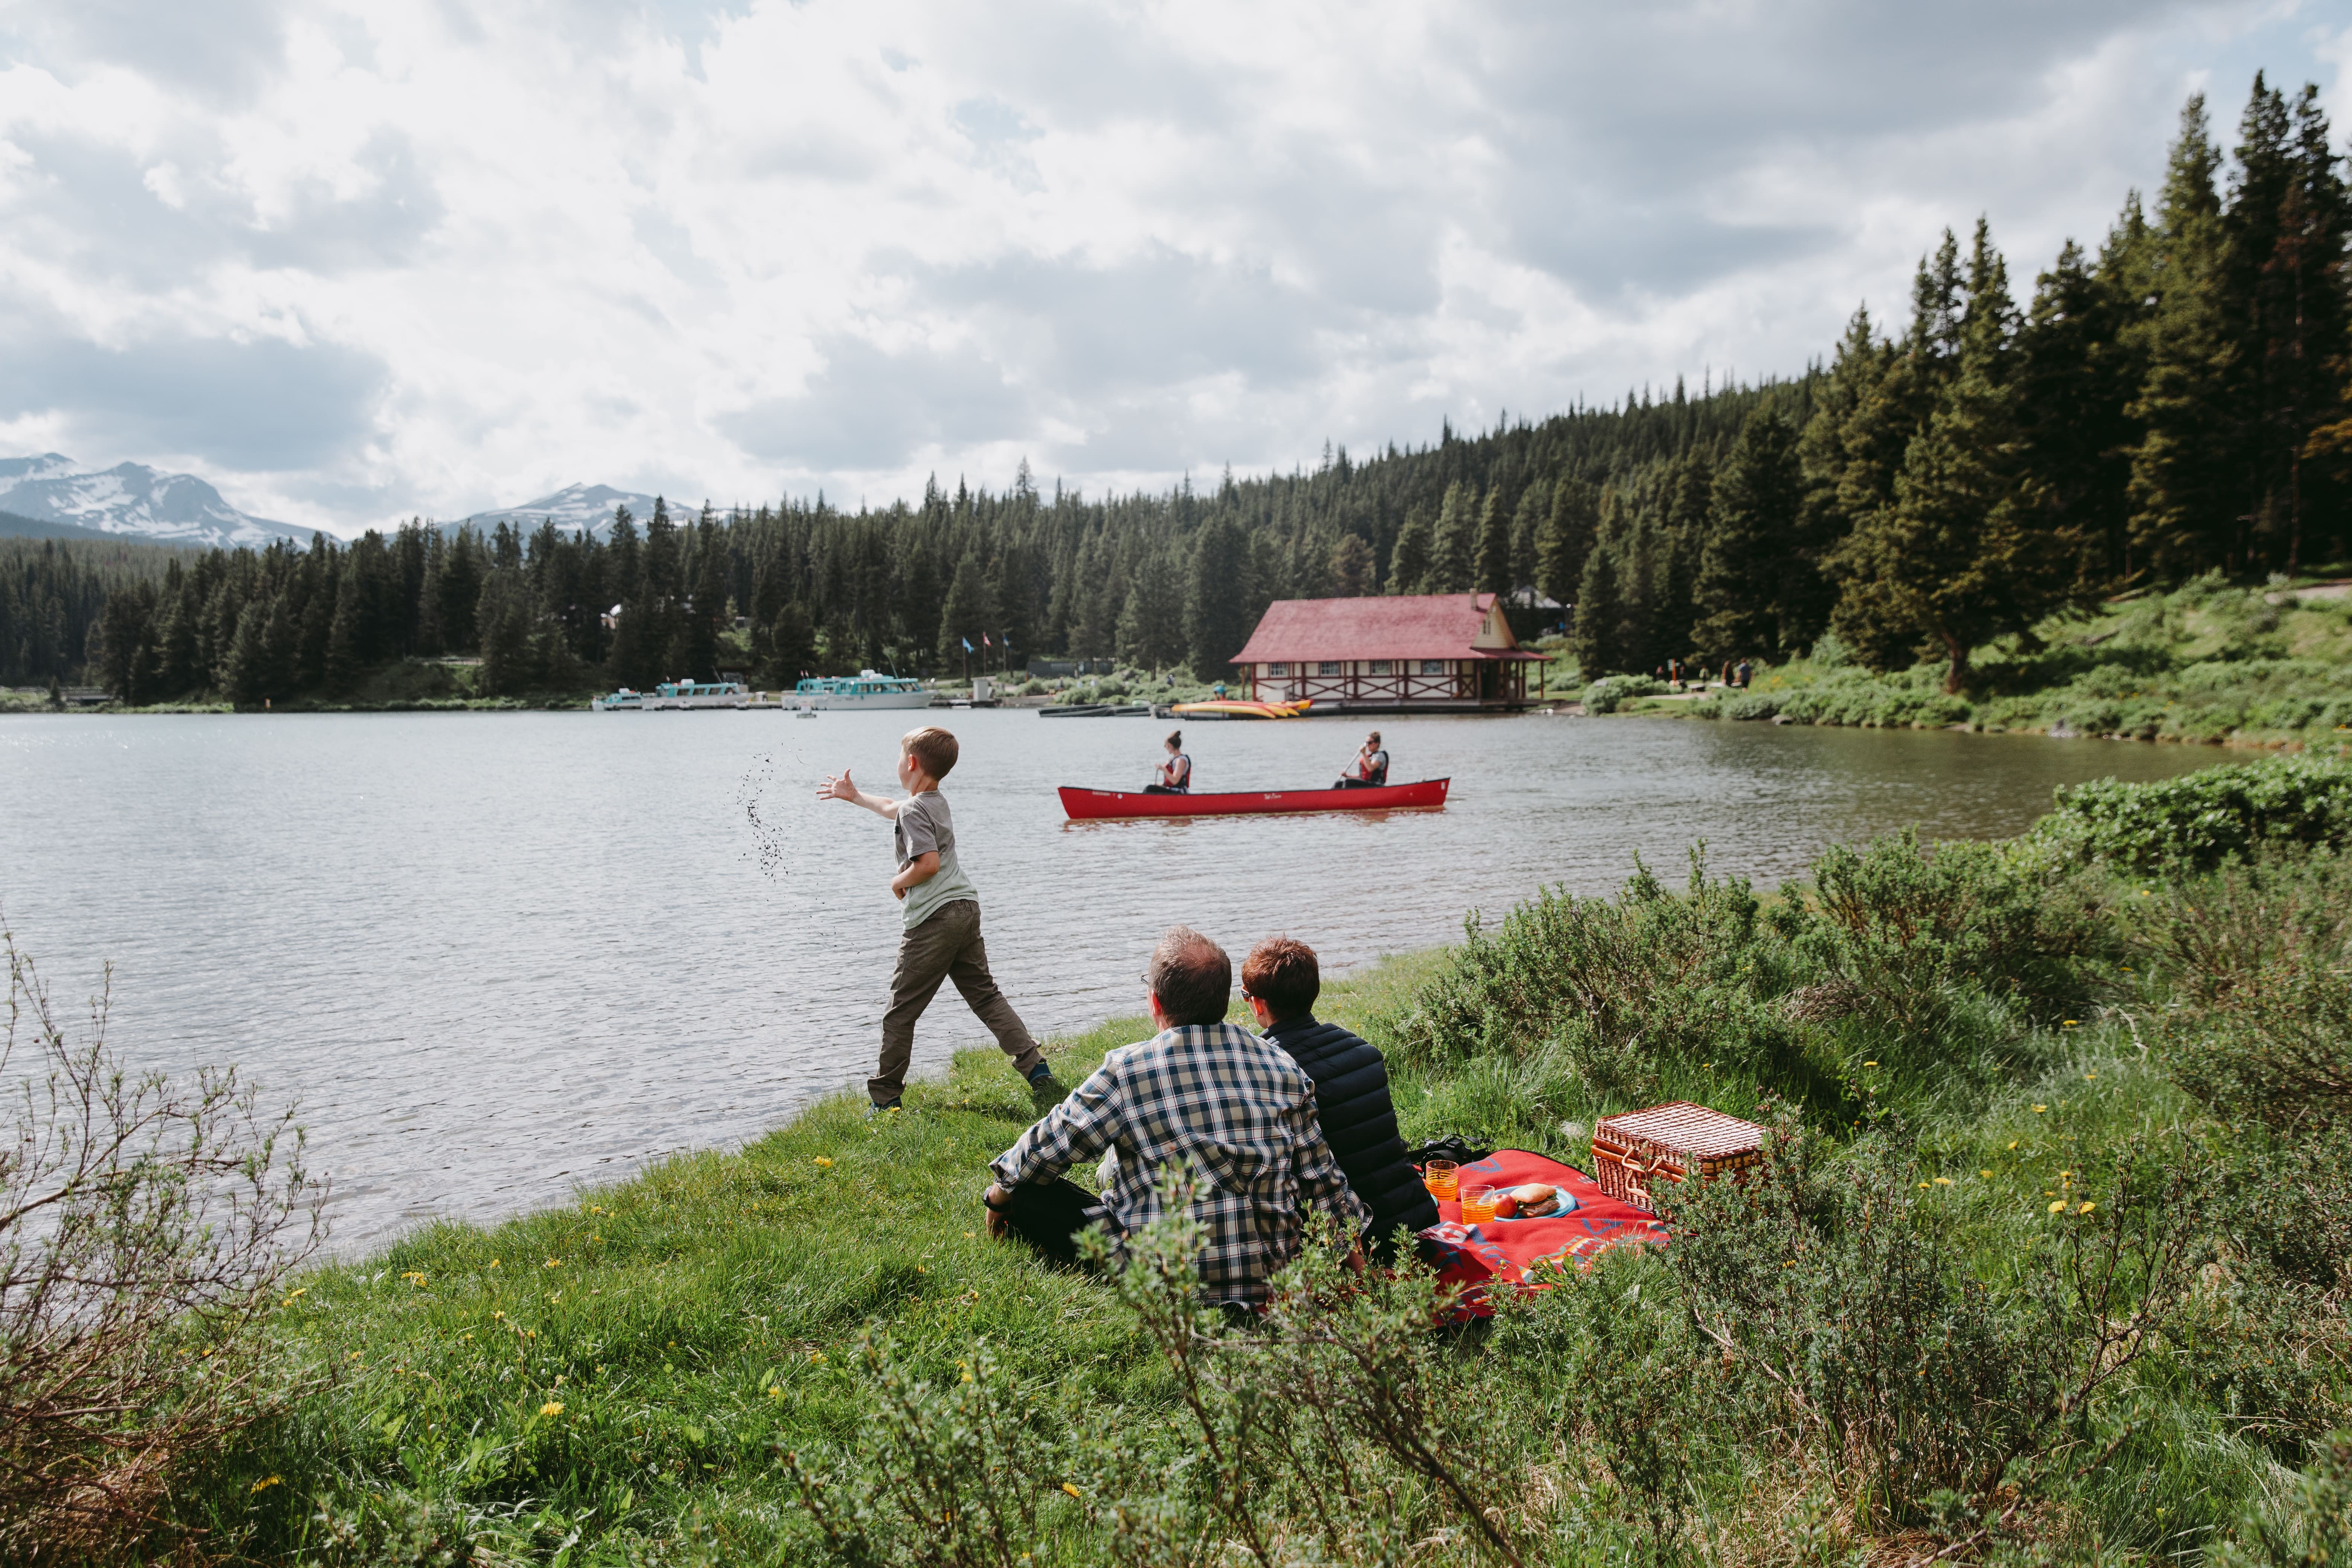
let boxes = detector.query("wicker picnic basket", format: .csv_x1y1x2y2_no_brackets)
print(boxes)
1591,1102,1765,1214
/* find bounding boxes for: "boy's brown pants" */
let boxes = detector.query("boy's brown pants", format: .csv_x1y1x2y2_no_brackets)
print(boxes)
873,898,1042,1105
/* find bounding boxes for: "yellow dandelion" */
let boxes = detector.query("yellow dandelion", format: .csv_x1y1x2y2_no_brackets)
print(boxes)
1981,1169,1994,1177
1917,1181,1931,1189
1933,1177,1953,1186
488,1259,501,1269
541,1401,564,1417
401,1271,426,1287
251,1475,281,1494
2008,1141,2019,1150
2063,1020,2079,1027
2085,1073,2097,1081
1862,1061,1879,1068
767,1386,782,1398
544,1258,561,1269
815,1156,834,1168
2032,1105,2048,1114
1062,1483,1083,1500
2079,1202,2096,1215
2048,1200,2067,1213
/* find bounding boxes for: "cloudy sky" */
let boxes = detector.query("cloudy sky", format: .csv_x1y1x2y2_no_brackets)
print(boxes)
0,1,2346,535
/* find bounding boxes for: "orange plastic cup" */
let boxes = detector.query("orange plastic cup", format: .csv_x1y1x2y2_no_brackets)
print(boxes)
1423,1159,1459,1202
1460,1186,1498,1225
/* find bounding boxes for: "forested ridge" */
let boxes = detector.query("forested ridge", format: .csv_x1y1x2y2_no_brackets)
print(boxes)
17,75,2349,707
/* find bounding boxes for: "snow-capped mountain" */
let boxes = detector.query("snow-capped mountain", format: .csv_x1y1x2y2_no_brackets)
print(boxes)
0,455,308,550
459,483,674,539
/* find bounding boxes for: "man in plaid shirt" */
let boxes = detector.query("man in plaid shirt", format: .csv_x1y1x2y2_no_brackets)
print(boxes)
984,926,1369,1308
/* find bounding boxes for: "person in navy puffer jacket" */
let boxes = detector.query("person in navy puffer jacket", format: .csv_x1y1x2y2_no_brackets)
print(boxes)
1242,936,1439,1260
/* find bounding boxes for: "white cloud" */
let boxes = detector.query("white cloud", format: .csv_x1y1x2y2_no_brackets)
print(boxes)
0,0,2341,534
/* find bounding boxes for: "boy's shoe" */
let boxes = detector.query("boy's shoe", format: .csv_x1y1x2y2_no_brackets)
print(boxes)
1026,1064,1068,1114
866,1098,902,1118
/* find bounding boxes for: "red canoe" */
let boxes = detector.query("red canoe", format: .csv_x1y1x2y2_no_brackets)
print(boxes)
1058,778,1451,820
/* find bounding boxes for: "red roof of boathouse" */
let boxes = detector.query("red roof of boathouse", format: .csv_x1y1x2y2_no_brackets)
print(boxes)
1230,591,1543,664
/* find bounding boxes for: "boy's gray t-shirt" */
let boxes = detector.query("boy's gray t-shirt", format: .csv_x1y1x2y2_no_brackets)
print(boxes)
895,791,981,929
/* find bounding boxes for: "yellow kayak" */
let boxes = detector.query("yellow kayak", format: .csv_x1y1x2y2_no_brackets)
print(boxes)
1169,699,1312,720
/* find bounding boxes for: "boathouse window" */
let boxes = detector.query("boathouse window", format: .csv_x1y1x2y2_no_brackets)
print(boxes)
1369,660,1391,675
1419,660,1446,675
1268,663,1288,676
1317,661,1340,676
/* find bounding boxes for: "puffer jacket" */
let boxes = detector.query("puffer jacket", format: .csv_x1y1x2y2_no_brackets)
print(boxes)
1262,1014,1437,1255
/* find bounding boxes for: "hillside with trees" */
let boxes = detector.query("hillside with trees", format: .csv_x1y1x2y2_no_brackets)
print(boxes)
9,74,2342,711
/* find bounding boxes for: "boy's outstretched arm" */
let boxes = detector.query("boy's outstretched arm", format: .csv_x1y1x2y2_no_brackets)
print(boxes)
817,768,900,818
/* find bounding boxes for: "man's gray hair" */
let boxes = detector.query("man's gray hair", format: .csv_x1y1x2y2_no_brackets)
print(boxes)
1148,925,1231,1027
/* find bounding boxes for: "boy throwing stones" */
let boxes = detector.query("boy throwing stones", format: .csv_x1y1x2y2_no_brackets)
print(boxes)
819,726,1066,1115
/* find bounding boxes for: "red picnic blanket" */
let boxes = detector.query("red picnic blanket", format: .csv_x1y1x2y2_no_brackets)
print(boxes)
1416,1150,1668,1309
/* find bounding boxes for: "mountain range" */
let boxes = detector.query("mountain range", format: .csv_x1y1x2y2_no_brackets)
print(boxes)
0,458,689,551
0,455,309,550
455,482,667,540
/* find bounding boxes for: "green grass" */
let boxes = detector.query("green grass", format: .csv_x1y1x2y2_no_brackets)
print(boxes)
206,958,1454,1562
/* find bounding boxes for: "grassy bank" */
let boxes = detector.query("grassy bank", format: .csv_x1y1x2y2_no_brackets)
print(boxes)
1588,573,2352,748
43,755,2352,1564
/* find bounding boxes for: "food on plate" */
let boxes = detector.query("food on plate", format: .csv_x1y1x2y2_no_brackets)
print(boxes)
1509,1182,1562,1218
1492,1193,1517,1219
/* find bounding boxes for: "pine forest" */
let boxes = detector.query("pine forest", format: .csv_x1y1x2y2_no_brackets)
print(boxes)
6,76,2346,708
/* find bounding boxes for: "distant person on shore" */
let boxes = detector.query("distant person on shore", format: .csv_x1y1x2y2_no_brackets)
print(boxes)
1144,730,1191,794
1334,731,1388,789
819,726,1068,1116
1735,658,1753,689
982,926,1368,1307
1242,936,1435,1259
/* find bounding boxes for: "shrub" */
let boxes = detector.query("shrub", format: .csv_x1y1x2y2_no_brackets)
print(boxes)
2165,968,2352,1134
2209,1432,2352,1566
1665,1115,2202,1530
1787,831,2112,1027
1,931,320,1561
1582,675,1666,714
1718,691,1782,721
2040,755,2352,871
1384,853,1805,1105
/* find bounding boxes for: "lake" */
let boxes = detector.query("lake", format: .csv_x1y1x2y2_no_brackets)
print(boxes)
0,708,2222,1248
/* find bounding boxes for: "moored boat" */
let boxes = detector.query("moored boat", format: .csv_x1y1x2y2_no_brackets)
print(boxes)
1058,778,1449,820
794,670,932,710
1169,699,1311,720
591,687,644,712
645,679,750,710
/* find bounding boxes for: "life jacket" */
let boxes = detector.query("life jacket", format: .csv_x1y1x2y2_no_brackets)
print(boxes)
1359,749,1388,785
1167,752,1191,790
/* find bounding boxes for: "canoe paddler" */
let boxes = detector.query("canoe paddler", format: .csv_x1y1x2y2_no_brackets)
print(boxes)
1334,731,1388,789
1144,730,1192,794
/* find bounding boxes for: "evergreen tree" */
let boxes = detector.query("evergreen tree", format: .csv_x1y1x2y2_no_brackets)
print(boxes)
1117,548,1184,667
1388,507,1433,595
935,548,994,672
1693,409,1802,662
1536,476,1598,606
1474,485,1512,593
1428,482,1477,592
1329,533,1375,597
1569,535,1631,677
323,570,360,694
1186,515,1253,677
1828,224,2070,690
2014,237,2140,588
2127,94,2239,575
1508,481,1547,599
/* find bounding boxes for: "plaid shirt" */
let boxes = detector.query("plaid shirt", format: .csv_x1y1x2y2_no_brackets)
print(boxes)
991,1022,1370,1307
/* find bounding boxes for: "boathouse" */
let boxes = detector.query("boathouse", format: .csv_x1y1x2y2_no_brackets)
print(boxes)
1228,592,1544,711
